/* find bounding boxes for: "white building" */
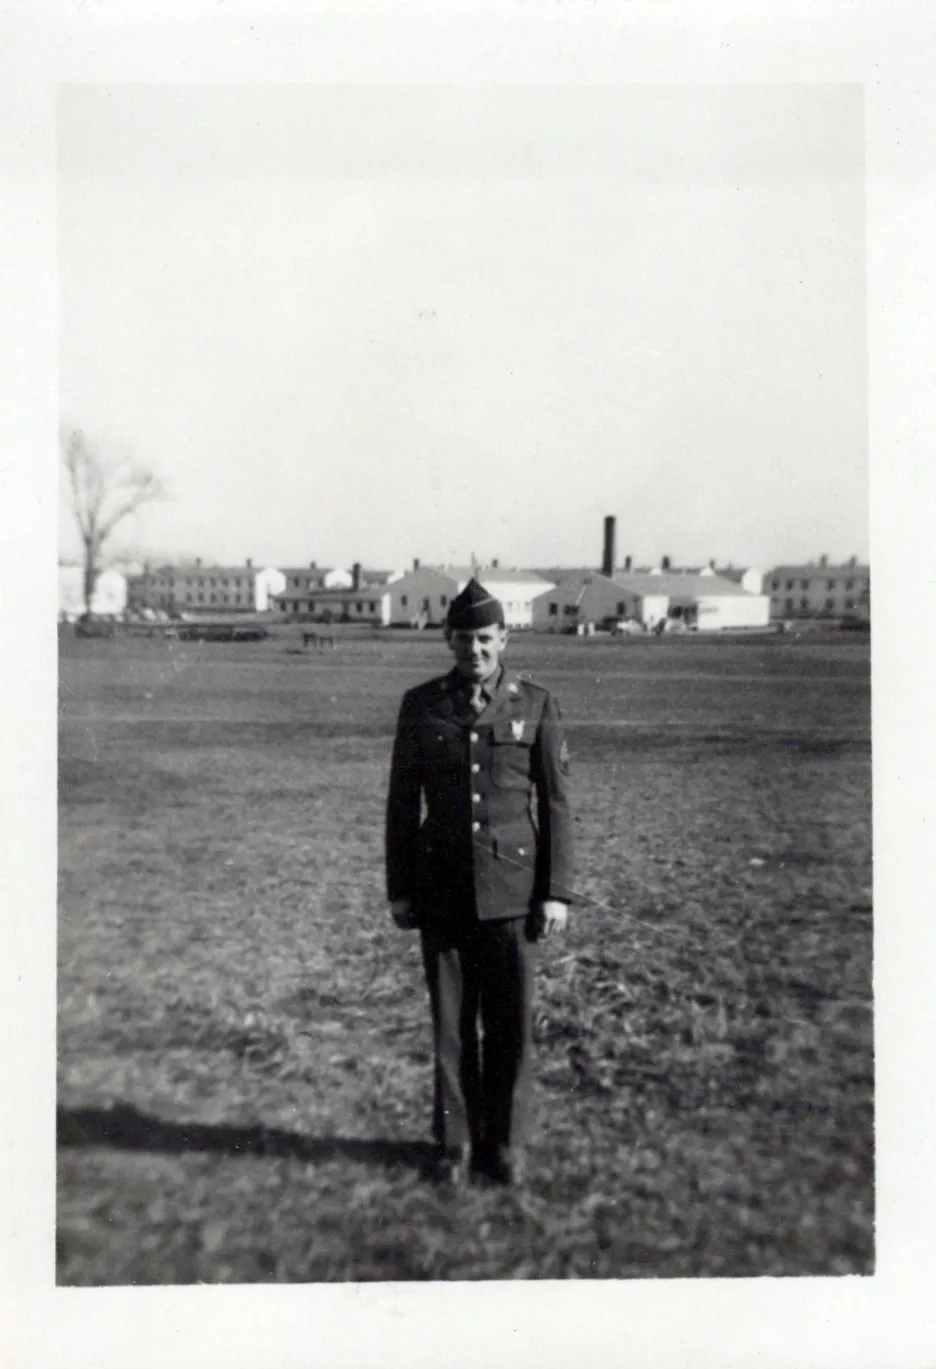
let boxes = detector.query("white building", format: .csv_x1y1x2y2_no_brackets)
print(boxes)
279,564,354,595
385,564,553,629
58,563,128,620
533,569,770,632
127,560,286,614
764,561,870,620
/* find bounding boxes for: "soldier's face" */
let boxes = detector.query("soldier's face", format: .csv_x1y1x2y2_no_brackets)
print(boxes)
447,625,508,682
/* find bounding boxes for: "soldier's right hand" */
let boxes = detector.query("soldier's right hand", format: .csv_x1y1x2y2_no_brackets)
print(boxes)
390,898,419,930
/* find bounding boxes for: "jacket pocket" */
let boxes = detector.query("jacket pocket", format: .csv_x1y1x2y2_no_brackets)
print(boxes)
490,718,535,788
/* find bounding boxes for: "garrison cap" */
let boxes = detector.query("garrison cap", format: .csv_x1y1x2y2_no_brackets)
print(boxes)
446,577,505,631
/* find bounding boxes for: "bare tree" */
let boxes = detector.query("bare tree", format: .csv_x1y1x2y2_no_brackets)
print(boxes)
62,429,166,615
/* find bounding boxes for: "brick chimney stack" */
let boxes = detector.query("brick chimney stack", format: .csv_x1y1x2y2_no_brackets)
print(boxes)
602,516,616,577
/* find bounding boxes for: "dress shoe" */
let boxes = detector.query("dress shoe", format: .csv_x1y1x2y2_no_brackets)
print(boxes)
433,1144,472,1187
485,1146,527,1187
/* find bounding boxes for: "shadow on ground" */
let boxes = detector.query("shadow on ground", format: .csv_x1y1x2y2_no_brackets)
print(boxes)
57,1103,436,1173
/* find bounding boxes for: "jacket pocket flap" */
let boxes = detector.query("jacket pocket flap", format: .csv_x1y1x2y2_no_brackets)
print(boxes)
491,718,535,745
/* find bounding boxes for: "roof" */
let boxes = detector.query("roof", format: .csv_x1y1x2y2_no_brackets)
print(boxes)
271,584,389,600
278,566,342,578
533,569,758,598
431,565,550,585
132,563,263,579
360,569,399,584
531,570,620,597
766,563,869,576
611,571,756,597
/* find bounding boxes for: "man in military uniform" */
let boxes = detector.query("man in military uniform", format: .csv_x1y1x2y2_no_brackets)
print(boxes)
385,577,574,1186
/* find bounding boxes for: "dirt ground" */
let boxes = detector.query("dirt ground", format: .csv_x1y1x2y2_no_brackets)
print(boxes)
57,628,872,1282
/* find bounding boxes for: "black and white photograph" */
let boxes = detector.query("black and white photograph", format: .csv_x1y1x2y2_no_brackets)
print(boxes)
8,3,936,1363
53,80,876,1287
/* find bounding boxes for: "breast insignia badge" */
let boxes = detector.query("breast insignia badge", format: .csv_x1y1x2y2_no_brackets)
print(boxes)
511,719,525,741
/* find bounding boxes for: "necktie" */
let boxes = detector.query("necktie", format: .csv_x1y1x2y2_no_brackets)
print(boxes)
469,684,485,715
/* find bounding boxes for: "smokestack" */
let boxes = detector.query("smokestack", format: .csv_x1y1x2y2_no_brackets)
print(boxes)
602,516,616,577
413,557,420,571
624,554,632,572
309,561,317,569
352,561,362,591
245,557,252,568
661,555,671,571
492,557,499,569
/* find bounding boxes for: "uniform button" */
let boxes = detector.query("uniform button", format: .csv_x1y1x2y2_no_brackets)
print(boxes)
472,793,481,804
469,732,479,744
472,821,481,832
471,763,480,774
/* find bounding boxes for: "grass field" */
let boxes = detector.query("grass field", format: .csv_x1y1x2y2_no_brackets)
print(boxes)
57,628,873,1283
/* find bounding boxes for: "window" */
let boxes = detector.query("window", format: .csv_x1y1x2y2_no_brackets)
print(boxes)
235,594,242,603
209,578,217,588
616,602,626,615
801,579,810,590
355,601,363,613
828,579,837,591
771,579,779,591
198,578,205,588
548,603,558,616
369,601,377,612
222,578,229,587
210,593,217,603
223,593,230,603
845,598,855,610
825,598,836,611
401,595,408,607
801,597,809,609
786,580,794,591
186,591,192,601
291,577,300,588
564,604,577,616
846,579,855,591
440,595,448,607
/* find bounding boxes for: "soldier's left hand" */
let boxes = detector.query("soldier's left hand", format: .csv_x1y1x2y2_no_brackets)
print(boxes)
538,900,569,937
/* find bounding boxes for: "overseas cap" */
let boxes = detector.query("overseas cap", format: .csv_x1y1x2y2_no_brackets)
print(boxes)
446,577,505,631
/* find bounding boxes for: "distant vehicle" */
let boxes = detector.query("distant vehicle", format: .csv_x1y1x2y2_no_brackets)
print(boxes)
175,622,269,643
607,618,644,636
73,614,116,639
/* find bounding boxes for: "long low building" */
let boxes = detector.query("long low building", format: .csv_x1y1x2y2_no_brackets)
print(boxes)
273,563,555,628
533,569,770,632
127,560,285,614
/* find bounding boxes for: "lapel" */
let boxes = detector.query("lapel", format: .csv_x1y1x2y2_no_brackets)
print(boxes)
476,669,524,727
430,670,462,727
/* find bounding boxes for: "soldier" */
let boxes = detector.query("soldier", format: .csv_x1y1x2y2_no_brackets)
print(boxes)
385,577,574,1187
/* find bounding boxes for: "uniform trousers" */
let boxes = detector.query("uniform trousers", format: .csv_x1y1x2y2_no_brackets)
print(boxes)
420,914,536,1157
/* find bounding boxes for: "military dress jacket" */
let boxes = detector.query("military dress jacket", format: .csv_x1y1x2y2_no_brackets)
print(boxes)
386,667,574,924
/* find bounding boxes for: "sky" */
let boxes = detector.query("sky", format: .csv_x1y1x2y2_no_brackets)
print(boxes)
57,83,867,573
